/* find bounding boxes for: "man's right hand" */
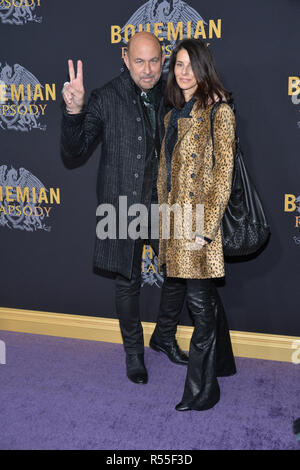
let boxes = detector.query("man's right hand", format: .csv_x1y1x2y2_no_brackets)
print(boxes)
62,60,85,114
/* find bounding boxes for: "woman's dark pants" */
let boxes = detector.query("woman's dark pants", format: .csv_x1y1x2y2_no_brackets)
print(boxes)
154,276,236,410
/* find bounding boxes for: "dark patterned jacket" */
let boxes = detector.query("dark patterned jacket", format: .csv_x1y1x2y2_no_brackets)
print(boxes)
61,68,168,279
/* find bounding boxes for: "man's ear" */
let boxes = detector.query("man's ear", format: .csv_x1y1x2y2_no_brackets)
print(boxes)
161,54,166,66
123,51,130,70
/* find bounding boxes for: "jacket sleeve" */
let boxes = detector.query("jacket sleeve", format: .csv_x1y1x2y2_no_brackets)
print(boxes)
60,89,104,161
203,103,236,241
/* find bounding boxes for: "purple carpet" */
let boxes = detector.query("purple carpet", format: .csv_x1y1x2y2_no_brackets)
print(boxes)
0,330,299,450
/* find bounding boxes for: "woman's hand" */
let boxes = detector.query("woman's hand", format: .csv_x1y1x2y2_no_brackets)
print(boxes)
195,235,208,246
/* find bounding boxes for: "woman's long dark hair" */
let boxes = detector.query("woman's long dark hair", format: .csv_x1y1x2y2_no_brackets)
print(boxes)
166,38,232,109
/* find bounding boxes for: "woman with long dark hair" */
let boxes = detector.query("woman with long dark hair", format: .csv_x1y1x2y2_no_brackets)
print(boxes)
151,38,237,411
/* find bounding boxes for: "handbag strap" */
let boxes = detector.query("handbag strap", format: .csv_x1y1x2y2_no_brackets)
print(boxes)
210,101,239,168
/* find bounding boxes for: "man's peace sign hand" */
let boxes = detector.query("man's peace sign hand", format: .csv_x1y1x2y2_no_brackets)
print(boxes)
62,60,85,114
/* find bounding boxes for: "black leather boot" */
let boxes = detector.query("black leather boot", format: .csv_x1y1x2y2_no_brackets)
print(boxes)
150,331,188,365
176,279,220,411
151,277,188,365
126,353,148,384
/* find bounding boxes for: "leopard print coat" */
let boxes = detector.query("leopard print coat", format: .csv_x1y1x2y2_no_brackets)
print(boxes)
157,101,236,279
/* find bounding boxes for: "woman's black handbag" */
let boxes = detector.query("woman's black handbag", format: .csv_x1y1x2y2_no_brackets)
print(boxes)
210,102,270,256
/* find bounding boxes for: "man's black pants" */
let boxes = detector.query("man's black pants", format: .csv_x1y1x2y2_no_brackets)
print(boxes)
115,236,160,354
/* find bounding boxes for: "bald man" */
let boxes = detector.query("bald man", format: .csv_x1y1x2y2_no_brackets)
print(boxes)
61,32,188,385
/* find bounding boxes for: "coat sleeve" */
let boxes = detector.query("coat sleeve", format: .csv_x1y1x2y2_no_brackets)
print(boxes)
203,103,236,241
60,89,104,162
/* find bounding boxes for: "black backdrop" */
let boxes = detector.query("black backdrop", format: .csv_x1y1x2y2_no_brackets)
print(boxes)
1,0,300,336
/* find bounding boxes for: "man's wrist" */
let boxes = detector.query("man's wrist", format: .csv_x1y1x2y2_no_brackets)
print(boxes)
63,103,85,116
66,107,83,115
